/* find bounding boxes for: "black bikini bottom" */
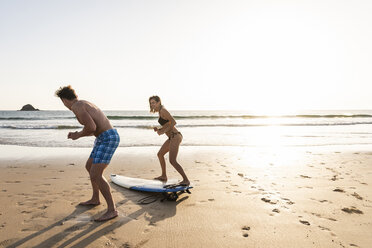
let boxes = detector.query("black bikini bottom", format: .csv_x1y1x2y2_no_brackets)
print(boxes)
169,132,182,140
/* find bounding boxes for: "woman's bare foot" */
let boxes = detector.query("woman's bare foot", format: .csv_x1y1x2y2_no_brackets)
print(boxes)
154,176,167,182
94,210,118,222
179,180,190,186
78,199,100,206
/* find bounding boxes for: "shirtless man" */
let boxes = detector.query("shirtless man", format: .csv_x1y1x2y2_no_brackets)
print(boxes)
55,85,120,221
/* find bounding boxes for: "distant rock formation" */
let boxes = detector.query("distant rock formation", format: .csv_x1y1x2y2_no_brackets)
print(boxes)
20,104,39,111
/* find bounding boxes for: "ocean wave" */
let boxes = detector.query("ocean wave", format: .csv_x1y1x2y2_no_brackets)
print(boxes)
2,142,372,148
108,114,372,120
0,117,76,121
3,121,372,130
107,115,156,120
3,114,372,121
57,125,81,129
0,125,81,130
173,122,372,128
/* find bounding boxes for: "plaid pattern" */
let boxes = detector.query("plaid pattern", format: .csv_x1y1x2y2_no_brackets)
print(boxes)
90,129,120,164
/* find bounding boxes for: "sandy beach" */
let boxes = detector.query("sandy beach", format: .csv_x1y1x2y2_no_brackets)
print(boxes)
0,145,372,248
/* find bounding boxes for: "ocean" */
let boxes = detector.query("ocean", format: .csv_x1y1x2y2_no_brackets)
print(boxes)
1,110,372,148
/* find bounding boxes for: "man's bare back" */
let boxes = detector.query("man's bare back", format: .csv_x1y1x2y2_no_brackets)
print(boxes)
71,100,113,137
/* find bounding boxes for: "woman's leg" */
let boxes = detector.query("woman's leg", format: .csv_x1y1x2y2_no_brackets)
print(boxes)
154,139,170,181
169,135,190,185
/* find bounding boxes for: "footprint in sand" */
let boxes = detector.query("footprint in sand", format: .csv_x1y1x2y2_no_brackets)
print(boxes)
333,188,345,193
32,211,48,219
245,178,256,183
281,197,295,205
318,226,331,231
351,192,363,200
341,207,363,214
5,180,21,183
349,244,359,247
330,175,338,181
0,239,18,247
299,220,310,226
261,197,278,205
308,211,338,222
242,226,250,237
358,181,368,185
120,242,131,248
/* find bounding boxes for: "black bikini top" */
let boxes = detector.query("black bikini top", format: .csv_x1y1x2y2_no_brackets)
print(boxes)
158,116,169,126
157,106,169,126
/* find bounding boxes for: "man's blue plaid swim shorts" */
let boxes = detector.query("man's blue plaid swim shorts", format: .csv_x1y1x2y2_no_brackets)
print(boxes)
90,129,120,164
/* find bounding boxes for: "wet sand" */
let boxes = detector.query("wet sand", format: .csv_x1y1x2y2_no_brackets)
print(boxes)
0,145,372,248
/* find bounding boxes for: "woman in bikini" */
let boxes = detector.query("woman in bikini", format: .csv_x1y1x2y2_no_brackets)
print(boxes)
149,96,190,186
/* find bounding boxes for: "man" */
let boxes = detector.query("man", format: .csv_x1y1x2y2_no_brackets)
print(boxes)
55,85,120,221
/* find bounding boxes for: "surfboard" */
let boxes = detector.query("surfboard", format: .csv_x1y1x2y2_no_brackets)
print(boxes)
110,174,193,193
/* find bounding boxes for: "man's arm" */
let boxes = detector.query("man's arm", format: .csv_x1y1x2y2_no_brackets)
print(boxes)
69,107,97,140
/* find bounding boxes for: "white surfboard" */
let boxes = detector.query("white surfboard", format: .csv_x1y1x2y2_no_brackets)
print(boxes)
110,174,193,193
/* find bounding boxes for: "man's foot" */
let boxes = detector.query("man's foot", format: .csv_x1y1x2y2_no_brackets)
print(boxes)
94,210,118,222
78,200,100,206
179,180,190,187
154,176,167,182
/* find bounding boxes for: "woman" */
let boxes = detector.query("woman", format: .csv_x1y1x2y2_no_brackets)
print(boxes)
149,96,190,186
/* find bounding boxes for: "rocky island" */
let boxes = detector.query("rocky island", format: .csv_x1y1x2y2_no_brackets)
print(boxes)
19,104,39,111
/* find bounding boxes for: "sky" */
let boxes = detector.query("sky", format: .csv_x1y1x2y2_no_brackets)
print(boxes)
0,0,371,112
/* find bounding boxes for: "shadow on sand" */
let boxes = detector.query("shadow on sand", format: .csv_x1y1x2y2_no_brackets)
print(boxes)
7,182,189,248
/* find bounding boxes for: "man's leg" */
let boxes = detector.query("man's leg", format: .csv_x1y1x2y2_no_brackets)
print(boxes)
79,158,100,206
89,163,118,221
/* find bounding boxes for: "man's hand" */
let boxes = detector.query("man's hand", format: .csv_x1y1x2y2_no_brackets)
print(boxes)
157,129,163,136
153,127,158,132
68,131,80,140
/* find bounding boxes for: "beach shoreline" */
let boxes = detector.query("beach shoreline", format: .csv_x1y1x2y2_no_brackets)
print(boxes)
1,145,372,247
